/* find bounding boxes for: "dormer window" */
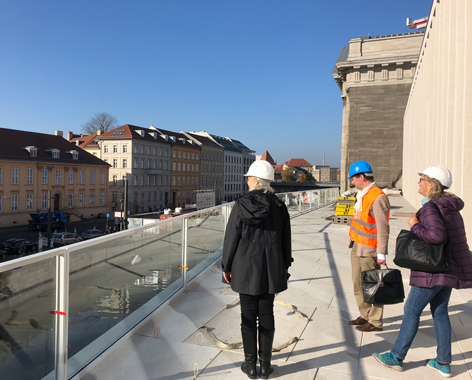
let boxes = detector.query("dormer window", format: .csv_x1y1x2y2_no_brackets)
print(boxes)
24,146,38,157
45,148,60,158
67,150,79,160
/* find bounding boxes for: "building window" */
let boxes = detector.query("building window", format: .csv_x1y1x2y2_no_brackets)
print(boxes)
90,192,95,205
196,154,199,160
69,170,74,185
134,175,137,186
173,162,176,170
173,176,176,185
52,150,59,158
11,194,18,211
141,176,144,186
26,168,33,184
26,194,33,210
90,171,95,185
55,169,61,185
196,164,199,172
80,170,85,184
123,159,127,168
141,159,144,168
0,167,2,185
178,151,181,158
113,159,117,168
173,150,176,158
100,171,105,185
41,193,48,209
100,192,105,205
178,177,181,185
68,193,73,207
123,145,128,153
113,175,117,186
79,192,85,206
104,146,109,153
11,168,19,185
113,145,118,153
43,169,49,184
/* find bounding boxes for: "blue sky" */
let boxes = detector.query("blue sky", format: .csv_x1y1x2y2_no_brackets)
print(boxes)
0,0,432,167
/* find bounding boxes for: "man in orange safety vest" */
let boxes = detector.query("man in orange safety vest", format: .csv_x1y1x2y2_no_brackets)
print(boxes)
347,160,390,332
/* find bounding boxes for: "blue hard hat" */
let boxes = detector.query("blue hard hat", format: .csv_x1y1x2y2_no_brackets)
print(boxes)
349,160,373,178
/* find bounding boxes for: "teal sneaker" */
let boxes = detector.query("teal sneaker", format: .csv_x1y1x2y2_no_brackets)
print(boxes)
427,359,452,378
372,352,404,372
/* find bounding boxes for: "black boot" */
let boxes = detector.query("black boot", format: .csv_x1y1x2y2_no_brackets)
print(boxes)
259,329,275,379
240,329,257,379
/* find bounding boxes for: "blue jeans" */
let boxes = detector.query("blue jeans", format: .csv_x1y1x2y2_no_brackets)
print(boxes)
392,285,452,363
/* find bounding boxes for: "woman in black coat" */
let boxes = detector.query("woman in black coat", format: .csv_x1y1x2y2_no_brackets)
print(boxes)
222,160,292,379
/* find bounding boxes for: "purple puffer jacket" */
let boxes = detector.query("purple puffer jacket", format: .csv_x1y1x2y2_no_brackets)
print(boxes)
409,195,472,289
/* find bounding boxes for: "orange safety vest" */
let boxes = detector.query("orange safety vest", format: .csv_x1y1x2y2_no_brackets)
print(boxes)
349,186,389,248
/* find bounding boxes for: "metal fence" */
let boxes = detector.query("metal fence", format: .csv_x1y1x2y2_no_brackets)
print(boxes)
0,188,338,380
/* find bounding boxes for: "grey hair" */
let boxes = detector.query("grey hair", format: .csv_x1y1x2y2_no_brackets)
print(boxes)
249,178,274,193
426,176,457,201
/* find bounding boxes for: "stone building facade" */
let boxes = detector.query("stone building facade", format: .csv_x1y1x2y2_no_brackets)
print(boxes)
97,125,172,214
153,128,201,208
184,132,224,204
333,32,424,192
403,0,472,237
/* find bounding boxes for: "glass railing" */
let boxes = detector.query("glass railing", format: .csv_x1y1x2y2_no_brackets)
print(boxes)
0,188,337,380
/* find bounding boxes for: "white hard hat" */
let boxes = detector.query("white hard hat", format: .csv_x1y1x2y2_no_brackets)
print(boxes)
244,160,274,181
419,165,453,188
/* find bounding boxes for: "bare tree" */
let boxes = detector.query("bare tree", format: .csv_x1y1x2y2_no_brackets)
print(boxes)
81,112,118,135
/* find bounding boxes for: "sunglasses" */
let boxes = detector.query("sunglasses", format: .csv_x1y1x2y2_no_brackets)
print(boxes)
419,178,430,183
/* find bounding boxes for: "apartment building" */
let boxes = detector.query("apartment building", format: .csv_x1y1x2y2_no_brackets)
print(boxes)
96,125,172,214
184,132,224,204
152,127,202,208
191,133,255,202
0,128,110,226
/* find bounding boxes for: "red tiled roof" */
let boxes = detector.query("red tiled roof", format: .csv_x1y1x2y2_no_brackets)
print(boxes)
260,151,276,164
286,158,312,167
273,164,284,171
70,134,98,149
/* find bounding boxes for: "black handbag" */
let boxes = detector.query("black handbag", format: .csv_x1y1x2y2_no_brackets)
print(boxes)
362,266,405,305
393,203,451,272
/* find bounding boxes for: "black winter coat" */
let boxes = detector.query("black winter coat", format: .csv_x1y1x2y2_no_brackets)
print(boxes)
222,190,292,295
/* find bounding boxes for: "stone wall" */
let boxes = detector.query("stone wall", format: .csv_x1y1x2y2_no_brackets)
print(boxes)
334,32,424,192
403,0,472,236
347,83,411,188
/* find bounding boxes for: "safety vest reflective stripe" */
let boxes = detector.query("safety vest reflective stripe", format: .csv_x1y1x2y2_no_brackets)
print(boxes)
352,218,377,229
350,225,377,239
349,186,386,248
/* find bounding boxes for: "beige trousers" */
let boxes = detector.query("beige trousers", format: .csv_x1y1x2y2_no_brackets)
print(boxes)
351,243,384,328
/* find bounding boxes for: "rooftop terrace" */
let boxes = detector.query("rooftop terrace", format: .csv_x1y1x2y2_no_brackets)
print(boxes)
77,197,472,380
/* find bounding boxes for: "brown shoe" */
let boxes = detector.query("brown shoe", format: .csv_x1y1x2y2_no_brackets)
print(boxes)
355,322,383,332
349,316,368,326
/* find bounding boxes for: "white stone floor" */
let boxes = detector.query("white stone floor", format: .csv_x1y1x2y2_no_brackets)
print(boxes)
78,197,472,380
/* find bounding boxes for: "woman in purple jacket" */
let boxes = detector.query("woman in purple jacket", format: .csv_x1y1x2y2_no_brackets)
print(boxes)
373,166,472,378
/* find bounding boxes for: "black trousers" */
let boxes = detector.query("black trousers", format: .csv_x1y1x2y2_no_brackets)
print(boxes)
239,293,275,333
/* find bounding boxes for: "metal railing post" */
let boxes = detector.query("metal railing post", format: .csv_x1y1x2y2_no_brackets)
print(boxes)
298,191,302,213
182,218,188,291
54,250,70,380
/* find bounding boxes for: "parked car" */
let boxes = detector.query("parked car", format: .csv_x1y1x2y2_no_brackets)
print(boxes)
81,229,106,240
52,232,82,247
3,238,38,257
